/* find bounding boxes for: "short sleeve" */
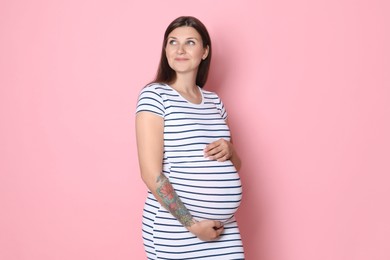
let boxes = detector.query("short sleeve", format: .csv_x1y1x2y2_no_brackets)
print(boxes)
216,95,228,120
136,84,165,117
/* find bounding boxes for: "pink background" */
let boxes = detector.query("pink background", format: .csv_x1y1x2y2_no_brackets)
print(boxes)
1,0,389,259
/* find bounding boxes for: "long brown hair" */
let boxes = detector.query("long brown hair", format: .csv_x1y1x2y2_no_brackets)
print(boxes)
152,16,212,88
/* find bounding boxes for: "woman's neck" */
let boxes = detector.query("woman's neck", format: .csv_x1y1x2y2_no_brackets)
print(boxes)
170,73,202,104
170,73,198,94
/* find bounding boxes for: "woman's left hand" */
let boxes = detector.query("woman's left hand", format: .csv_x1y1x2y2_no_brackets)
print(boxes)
204,138,234,162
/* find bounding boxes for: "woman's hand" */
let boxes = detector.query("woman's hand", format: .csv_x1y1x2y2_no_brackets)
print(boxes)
187,220,224,241
204,138,234,162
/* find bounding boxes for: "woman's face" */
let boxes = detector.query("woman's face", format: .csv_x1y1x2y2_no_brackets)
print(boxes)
165,26,209,76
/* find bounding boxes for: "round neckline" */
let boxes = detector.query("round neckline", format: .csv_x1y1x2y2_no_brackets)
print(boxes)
166,84,204,105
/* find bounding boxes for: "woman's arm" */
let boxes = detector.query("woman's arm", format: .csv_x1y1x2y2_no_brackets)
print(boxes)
136,112,194,226
203,119,242,171
136,112,224,240
228,137,242,172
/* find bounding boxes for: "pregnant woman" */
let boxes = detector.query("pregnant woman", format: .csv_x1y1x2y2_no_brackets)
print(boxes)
136,16,245,259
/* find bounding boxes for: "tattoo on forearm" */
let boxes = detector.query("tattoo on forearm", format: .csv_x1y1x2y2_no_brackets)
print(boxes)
156,174,195,227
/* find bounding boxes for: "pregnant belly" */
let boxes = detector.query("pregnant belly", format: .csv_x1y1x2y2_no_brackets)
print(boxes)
168,160,242,222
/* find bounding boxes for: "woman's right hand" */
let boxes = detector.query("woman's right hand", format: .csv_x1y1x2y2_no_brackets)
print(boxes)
187,219,224,241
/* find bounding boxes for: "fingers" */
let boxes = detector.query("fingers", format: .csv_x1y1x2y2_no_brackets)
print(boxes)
207,149,228,161
204,139,232,161
213,220,223,230
203,139,220,153
192,220,224,241
211,221,224,239
215,226,224,237
214,221,224,238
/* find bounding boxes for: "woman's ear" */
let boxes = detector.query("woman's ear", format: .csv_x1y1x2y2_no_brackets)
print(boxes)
202,45,210,60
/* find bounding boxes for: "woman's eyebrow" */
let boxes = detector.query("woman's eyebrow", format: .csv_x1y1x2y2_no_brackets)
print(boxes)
168,36,199,41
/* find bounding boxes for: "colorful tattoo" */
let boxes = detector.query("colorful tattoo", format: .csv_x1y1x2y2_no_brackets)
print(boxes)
156,174,195,227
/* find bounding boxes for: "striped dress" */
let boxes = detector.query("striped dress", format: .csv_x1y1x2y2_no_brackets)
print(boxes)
136,83,244,259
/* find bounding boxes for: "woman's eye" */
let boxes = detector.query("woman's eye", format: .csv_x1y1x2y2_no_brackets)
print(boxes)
187,40,195,45
168,40,177,45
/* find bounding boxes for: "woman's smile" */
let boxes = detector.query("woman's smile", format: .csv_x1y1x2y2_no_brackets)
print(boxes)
174,57,189,61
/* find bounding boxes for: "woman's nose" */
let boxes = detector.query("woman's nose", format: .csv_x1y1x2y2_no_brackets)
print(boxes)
177,44,185,54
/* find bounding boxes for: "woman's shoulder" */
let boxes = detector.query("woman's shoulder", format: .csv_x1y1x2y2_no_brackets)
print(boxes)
136,83,168,116
200,88,222,101
141,82,166,92
142,82,178,95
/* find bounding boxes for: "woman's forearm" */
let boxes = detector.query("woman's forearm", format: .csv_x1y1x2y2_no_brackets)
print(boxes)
144,172,224,241
151,173,195,227
137,112,195,228
230,148,242,172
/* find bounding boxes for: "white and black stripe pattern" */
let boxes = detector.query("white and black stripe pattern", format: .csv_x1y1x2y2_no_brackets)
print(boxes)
137,83,244,259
